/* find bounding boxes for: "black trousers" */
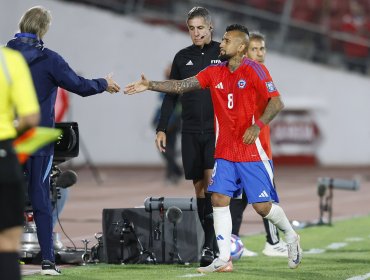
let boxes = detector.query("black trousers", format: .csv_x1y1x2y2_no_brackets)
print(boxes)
0,139,25,231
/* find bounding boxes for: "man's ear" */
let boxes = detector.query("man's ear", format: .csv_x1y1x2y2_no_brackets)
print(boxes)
238,43,247,54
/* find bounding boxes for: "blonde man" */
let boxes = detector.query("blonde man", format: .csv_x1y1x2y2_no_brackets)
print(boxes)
7,6,120,275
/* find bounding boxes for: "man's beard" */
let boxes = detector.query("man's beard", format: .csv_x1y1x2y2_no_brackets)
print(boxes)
219,53,231,62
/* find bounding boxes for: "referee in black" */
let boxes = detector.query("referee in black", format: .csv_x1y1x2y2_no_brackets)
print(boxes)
155,7,220,267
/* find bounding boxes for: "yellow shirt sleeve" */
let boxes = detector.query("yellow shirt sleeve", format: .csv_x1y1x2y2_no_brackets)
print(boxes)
0,48,40,140
8,50,40,117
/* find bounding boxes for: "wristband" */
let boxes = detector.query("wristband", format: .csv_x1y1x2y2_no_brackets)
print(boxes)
255,119,265,129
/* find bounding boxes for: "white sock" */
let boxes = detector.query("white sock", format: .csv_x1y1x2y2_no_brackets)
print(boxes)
213,206,232,262
264,204,297,243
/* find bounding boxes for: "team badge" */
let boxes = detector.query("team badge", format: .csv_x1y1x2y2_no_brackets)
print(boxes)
266,81,277,92
237,79,246,89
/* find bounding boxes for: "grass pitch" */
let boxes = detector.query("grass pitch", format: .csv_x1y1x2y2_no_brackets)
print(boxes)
24,215,370,280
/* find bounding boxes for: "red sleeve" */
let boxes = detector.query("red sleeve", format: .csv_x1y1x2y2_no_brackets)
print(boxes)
55,88,70,122
196,66,213,89
252,64,280,99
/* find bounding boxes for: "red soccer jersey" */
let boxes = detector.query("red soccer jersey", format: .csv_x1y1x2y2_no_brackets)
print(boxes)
196,57,280,162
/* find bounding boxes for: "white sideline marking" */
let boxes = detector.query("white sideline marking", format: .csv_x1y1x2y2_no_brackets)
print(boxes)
345,237,364,242
178,274,205,278
305,236,365,256
326,242,347,249
346,272,370,280
22,269,41,276
304,248,326,254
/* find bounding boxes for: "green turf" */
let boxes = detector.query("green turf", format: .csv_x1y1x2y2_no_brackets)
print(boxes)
24,215,370,280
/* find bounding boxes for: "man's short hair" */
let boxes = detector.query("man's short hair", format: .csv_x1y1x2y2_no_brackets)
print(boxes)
226,24,249,36
19,6,51,39
249,31,265,42
187,7,212,25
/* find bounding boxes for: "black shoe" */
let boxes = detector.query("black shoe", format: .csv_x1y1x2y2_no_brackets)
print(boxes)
41,260,61,276
200,247,214,267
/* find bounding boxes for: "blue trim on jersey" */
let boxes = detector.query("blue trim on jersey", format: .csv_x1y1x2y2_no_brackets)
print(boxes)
208,159,279,204
244,59,267,80
252,64,267,80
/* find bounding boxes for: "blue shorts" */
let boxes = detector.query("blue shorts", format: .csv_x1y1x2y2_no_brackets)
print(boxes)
208,159,279,204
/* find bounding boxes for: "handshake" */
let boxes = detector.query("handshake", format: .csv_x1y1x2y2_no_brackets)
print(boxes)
105,73,121,94
107,73,151,95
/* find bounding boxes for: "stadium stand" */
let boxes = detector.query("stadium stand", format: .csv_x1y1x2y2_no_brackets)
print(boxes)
57,0,370,75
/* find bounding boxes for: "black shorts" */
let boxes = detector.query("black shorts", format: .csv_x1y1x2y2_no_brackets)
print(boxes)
181,133,215,180
0,140,25,231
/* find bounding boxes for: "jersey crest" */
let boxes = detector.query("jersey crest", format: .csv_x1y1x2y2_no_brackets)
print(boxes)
237,79,246,89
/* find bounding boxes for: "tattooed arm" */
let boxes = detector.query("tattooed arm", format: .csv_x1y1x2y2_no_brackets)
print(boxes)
259,96,284,125
149,77,200,94
242,96,284,144
124,74,201,95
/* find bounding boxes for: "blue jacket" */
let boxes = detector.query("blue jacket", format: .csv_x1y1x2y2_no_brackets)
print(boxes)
7,33,108,156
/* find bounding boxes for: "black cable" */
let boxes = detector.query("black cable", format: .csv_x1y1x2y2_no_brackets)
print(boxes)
54,192,77,250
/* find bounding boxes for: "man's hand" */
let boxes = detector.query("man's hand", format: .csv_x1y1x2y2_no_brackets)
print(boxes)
124,74,149,95
155,131,167,152
242,125,260,144
105,73,121,94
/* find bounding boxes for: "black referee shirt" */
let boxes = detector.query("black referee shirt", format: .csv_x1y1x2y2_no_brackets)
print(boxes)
157,41,221,134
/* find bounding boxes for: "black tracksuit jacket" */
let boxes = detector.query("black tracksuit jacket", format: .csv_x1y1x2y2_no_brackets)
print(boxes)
157,41,221,134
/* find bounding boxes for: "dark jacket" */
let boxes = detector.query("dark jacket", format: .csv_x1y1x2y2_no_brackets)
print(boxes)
7,33,107,156
157,41,220,134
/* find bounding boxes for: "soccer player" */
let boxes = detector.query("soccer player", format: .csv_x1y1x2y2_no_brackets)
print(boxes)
229,31,288,257
0,46,40,280
7,6,120,275
155,6,220,265
124,24,302,273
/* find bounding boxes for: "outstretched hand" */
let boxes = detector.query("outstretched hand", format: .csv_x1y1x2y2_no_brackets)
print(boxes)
124,74,149,95
105,73,121,94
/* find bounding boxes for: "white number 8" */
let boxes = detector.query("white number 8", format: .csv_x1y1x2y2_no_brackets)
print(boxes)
227,93,233,109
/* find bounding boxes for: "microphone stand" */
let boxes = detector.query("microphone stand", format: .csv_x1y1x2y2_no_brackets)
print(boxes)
169,221,184,264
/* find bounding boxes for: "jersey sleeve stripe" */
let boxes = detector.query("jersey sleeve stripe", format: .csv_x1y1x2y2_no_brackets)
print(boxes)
244,60,267,80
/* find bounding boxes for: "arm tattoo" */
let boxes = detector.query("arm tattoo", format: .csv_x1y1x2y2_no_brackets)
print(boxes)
259,97,284,124
149,77,201,94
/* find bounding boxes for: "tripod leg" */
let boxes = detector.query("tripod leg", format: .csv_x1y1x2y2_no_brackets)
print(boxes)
119,232,125,264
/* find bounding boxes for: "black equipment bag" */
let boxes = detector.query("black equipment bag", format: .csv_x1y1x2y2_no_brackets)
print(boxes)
102,204,203,264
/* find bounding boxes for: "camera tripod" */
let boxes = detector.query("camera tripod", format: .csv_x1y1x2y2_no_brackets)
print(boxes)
113,218,156,264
